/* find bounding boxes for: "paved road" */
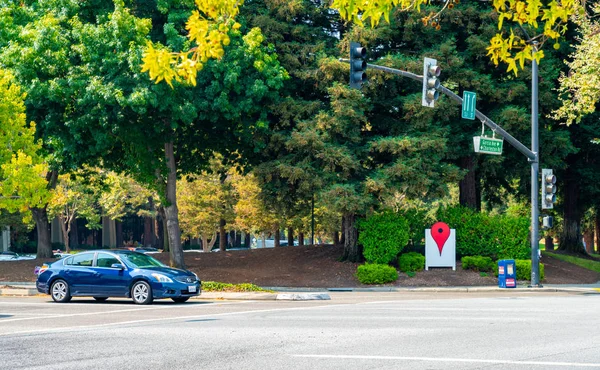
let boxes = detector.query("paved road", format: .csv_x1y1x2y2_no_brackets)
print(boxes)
1,291,599,369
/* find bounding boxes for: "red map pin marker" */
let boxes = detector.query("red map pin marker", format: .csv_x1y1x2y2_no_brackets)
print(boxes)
431,222,450,256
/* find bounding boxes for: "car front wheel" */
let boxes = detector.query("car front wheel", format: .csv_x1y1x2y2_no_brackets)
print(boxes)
131,281,153,305
51,279,72,303
171,297,189,303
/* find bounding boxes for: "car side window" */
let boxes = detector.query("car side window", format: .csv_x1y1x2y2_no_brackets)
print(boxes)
63,257,73,266
71,253,94,267
96,253,120,268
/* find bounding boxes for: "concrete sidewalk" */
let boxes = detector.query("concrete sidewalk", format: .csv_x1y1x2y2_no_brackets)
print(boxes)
1,282,599,300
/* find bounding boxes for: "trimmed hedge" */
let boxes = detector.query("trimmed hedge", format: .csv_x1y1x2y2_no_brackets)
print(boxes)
358,211,410,264
492,260,545,281
398,252,425,273
461,256,495,272
356,264,399,284
436,206,530,260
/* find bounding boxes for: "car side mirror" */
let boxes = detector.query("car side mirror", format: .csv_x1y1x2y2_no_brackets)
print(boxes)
111,263,125,270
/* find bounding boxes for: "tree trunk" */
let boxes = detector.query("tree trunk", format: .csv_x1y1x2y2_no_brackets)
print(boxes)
596,211,600,254
201,235,209,252
143,216,154,248
341,213,360,262
59,215,70,253
163,141,185,268
459,156,480,211
261,232,266,248
31,207,53,258
584,229,594,254
558,176,585,253
244,233,251,248
235,231,242,248
229,230,235,248
298,232,304,246
340,216,346,245
115,220,123,249
544,236,554,251
287,227,294,247
333,231,340,245
219,219,226,251
274,228,281,248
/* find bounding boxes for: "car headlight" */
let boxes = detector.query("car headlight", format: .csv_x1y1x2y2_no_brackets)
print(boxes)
151,273,173,283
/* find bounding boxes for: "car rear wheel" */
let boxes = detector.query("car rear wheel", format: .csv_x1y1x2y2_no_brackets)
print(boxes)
171,297,190,303
94,297,108,302
51,279,72,303
131,281,153,305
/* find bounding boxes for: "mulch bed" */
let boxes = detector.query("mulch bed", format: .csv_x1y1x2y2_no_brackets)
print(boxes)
1,245,598,287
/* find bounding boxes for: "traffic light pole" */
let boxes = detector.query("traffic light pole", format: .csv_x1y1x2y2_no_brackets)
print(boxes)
530,43,541,287
340,58,542,286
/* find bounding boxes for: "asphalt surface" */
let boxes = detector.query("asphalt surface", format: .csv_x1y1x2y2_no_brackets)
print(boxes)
1,291,600,369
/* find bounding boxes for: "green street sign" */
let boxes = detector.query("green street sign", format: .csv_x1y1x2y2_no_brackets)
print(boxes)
462,91,476,120
473,136,503,155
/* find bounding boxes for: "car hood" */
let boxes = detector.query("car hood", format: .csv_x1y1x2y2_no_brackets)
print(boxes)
138,266,192,277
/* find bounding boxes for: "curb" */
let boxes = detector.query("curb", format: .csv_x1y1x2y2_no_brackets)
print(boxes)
0,288,38,296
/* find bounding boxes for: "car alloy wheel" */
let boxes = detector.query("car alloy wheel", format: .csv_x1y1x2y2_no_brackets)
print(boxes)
51,279,72,303
131,281,153,305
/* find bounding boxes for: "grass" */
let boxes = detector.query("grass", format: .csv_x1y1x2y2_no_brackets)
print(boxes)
201,281,274,293
545,252,600,273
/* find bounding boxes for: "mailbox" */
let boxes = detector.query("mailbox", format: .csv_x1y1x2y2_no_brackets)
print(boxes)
498,259,516,288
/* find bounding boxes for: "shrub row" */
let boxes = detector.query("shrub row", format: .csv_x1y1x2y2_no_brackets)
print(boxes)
461,256,495,272
358,211,410,264
436,206,530,260
398,252,425,273
356,264,398,284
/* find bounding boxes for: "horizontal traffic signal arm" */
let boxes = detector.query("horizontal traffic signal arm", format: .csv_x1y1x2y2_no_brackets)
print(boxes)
338,59,536,162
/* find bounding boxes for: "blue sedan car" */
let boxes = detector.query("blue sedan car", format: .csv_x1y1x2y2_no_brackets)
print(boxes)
36,250,201,304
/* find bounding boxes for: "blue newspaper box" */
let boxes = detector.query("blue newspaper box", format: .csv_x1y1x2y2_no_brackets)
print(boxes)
498,259,516,288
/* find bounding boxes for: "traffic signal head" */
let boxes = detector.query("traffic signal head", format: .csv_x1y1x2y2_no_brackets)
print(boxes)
349,42,367,89
422,57,441,108
541,169,557,209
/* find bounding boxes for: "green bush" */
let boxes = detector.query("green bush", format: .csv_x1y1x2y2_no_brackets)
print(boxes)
356,264,399,284
398,252,425,272
493,260,545,281
358,211,410,264
201,281,273,292
461,256,495,272
515,260,545,281
436,206,530,259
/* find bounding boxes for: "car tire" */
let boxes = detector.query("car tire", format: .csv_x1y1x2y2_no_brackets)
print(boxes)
171,297,190,303
50,279,72,303
94,297,108,302
131,281,153,305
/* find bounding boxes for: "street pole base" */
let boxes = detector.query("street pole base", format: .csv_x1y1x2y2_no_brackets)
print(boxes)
527,284,544,288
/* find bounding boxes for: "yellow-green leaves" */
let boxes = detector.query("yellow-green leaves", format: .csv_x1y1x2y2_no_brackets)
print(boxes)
331,0,579,75
141,0,245,87
0,69,50,221
554,3,600,124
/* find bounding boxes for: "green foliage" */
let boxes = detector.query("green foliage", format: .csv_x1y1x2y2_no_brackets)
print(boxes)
463,256,494,271
356,263,398,284
358,211,410,264
201,281,273,292
515,260,545,281
479,272,488,277
436,206,530,260
461,256,495,272
406,271,416,278
398,252,425,273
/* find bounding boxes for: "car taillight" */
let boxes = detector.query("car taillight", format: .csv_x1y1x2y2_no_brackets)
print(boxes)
35,264,49,275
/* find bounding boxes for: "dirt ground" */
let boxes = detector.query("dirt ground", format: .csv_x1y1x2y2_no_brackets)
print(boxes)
1,244,598,287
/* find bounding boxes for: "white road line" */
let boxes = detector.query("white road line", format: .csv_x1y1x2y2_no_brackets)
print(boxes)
0,302,351,337
0,300,254,324
291,355,600,368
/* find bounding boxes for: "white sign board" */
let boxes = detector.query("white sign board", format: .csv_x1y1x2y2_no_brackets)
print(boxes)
425,223,456,270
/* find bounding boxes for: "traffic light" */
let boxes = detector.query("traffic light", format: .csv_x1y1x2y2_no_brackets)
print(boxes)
422,57,441,108
349,42,367,89
541,169,557,209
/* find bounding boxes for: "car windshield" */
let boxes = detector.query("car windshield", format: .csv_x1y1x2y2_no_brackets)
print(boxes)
121,253,165,268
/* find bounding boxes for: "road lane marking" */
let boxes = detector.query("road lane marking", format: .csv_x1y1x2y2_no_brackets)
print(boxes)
0,302,353,337
0,300,254,324
291,355,600,368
